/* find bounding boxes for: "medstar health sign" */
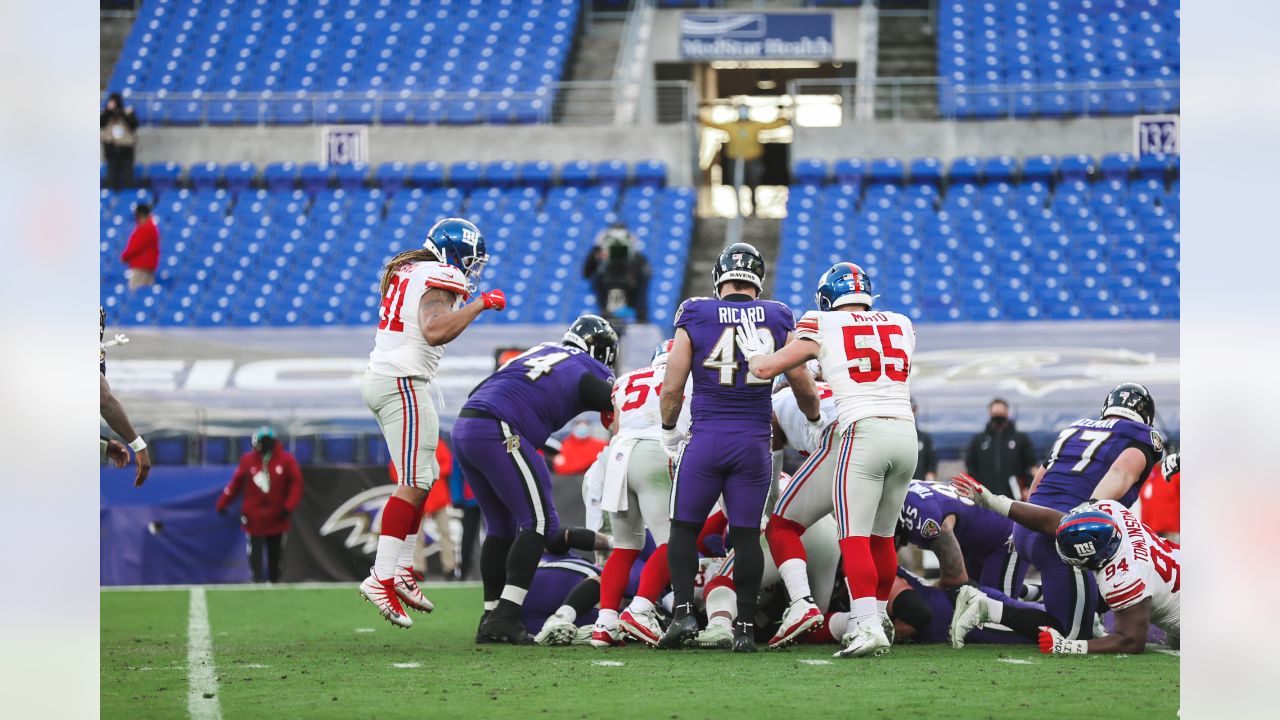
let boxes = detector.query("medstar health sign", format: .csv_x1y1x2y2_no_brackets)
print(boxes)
680,13,834,61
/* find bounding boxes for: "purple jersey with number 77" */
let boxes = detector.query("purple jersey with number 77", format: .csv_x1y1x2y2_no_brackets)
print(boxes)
1030,416,1164,513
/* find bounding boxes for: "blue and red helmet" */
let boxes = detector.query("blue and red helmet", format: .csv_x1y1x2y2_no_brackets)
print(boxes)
1054,508,1123,570
651,339,675,366
816,262,874,311
423,217,488,292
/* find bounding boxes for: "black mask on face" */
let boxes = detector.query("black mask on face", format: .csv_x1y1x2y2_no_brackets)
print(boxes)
255,437,277,455
989,414,1009,428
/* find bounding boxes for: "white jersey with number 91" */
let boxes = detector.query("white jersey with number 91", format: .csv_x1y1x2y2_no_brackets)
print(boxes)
367,260,467,379
795,309,915,431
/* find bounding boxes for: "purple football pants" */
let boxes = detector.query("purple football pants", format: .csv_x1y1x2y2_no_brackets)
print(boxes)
670,427,771,528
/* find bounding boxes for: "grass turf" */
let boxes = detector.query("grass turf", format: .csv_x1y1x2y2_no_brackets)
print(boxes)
102,585,1178,719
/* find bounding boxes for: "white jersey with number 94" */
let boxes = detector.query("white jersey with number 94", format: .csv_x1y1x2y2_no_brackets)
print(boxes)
367,260,467,380
795,309,915,431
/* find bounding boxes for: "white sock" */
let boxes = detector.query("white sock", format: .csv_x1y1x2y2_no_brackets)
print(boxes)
484,600,498,611
876,599,888,616
828,611,850,639
985,598,1004,624
778,559,813,601
704,586,737,627
852,596,878,625
500,584,528,606
552,605,577,624
373,536,404,579
597,609,619,628
627,596,654,614
399,531,418,570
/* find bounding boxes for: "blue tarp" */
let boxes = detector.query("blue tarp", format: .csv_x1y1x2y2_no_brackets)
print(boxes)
100,465,251,586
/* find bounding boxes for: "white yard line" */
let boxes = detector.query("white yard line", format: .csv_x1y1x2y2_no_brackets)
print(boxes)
391,662,421,669
592,660,625,667
997,657,1036,665
103,581,483,592
798,659,833,666
187,588,223,720
1154,647,1180,657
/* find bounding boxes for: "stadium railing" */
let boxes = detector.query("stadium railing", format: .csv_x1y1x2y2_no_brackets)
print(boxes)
788,77,1181,123
117,81,696,128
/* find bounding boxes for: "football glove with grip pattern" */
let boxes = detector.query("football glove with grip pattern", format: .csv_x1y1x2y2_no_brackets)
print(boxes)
481,289,506,311
952,473,1013,517
1039,626,1087,655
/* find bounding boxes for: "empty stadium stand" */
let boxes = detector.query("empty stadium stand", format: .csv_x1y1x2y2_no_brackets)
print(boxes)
99,160,691,327
780,153,1179,321
939,0,1179,118
107,0,581,125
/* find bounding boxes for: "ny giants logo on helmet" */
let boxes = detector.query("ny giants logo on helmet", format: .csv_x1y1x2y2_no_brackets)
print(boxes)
1073,541,1097,557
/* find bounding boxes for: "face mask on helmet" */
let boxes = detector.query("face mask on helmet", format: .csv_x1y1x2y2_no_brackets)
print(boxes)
425,218,489,293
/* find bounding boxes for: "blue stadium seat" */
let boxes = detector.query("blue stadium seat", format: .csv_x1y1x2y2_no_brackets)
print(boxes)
189,162,221,191
982,156,1017,184
793,159,828,186
868,158,904,186
633,160,667,188
561,160,595,187
1136,153,1172,180
300,163,334,193
595,160,629,189
146,162,183,193
449,161,484,189
485,160,520,187
1021,155,1057,183
223,162,257,192
408,161,446,188
263,162,299,191
949,156,983,183
334,163,369,189
376,162,409,193
1059,154,1096,181
908,157,942,186
521,160,556,189
1100,153,1136,181
833,158,865,186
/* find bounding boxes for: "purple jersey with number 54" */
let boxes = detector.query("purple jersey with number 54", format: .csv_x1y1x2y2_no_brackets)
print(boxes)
674,296,795,431
1030,416,1164,512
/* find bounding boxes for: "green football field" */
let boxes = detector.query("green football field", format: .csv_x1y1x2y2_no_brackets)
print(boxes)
102,585,1179,719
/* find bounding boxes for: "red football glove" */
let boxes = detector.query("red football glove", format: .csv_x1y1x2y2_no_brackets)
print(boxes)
1038,627,1055,654
480,289,506,311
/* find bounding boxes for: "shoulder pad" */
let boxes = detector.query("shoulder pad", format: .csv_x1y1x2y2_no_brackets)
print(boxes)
674,297,707,324
422,262,468,296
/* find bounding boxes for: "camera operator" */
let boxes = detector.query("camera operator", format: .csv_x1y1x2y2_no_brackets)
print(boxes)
582,223,651,324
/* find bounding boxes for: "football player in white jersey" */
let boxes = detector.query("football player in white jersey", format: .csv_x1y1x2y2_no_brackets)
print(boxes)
950,475,1180,653
358,218,506,628
738,262,917,658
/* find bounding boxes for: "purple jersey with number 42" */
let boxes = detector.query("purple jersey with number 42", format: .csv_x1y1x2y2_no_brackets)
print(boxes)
1030,416,1163,512
674,296,795,432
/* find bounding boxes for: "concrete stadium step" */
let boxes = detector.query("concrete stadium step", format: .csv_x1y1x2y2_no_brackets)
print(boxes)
557,18,625,123
101,12,135,91
875,13,938,120
680,217,783,301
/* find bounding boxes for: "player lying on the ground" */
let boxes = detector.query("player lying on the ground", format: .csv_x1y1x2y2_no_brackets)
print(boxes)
618,510,728,647
889,569,1029,646
952,474,1181,654
538,534,658,646
896,479,1055,645
524,547,608,644
741,262,918,659
590,340,690,648
695,508,841,651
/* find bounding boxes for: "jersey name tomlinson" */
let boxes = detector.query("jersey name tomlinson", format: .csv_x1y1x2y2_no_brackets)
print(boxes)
717,306,766,324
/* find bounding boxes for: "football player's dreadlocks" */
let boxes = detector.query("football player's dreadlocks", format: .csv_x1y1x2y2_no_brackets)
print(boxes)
379,249,442,295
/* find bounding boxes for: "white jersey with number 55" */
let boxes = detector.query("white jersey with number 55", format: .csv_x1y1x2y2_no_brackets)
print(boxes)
795,309,915,431
367,260,467,379
611,363,691,441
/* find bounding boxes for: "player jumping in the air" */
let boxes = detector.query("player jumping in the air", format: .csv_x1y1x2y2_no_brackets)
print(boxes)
359,218,504,629
951,475,1180,653
451,315,617,644
656,243,824,653
1000,383,1164,642
740,262,917,658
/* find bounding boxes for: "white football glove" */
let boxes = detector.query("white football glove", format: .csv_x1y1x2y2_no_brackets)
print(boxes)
1039,626,1087,655
734,313,768,362
660,426,687,462
804,416,828,454
951,473,1013,517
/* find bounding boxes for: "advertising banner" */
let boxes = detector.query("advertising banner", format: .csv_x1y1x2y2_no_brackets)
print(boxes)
680,12,834,61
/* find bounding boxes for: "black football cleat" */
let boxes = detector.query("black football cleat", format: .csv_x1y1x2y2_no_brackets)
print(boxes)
733,621,758,653
477,609,534,645
475,611,499,644
658,614,699,650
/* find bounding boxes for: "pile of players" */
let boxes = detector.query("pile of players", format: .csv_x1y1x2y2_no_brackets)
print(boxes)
356,218,1181,658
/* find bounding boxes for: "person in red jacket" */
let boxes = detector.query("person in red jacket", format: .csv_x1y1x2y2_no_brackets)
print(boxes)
121,203,160,291
216,427,304,582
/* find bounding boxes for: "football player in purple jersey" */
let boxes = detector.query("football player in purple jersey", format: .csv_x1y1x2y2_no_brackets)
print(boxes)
655,243,823,652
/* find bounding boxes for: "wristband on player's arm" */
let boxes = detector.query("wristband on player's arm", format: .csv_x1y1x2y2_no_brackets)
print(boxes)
129,436,147,452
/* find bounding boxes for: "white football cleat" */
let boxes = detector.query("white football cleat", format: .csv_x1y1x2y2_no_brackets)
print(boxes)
833,619,890,659
534,615,577,646
619,607,663,647
359,572,413,629
571,625,597,646
768,598,823,649
948,584,989,649
393,565,435,613
693,623,734,650
589,622,626,648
